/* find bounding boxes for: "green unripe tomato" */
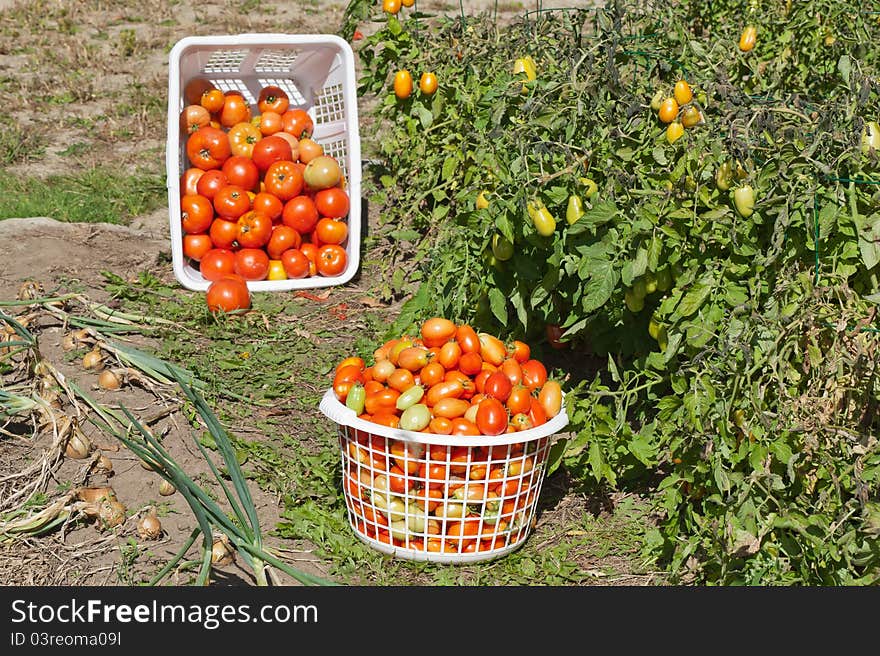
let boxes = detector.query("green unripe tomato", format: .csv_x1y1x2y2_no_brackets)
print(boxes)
491,233,514,261
625,288,645,313
399,403,431,431
346,383,366,414
565,194,584,225
396,385,425,411
715,161,734,191
632,277,648,300
733,185,755,217
655,267,672,292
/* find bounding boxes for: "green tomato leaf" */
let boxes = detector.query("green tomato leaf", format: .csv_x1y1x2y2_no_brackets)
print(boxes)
566,200,619,234
412,103,433,129
488,287,508,326
677,274,715,318
580,259,617,313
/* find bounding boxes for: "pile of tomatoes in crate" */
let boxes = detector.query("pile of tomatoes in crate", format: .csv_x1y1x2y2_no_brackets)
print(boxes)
178,78,352,312
332,317,563,436
330,317,565,554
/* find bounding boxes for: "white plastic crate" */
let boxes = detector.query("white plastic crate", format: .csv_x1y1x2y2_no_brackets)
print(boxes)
319,389,570,564
166,34,362,291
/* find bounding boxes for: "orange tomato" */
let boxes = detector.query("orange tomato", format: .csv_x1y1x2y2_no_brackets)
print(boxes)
393,70,413,99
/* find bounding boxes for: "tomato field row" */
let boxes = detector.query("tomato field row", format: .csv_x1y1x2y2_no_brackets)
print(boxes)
347,0,880,584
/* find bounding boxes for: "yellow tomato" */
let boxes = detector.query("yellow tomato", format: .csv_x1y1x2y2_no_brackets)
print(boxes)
666,121,684,144
658,97,679,124
267,260,287,281
739,25,757,52
383,0,402,14
419,72,438,95
673,80,693,106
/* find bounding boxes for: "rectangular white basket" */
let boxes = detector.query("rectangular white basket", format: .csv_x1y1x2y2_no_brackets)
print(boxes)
166,34,362,292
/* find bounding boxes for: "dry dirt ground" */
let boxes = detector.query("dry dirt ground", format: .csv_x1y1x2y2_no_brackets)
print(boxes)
0,0,648,587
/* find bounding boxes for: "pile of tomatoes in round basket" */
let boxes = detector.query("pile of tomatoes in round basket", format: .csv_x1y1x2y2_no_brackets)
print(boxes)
178,78,352,313
329,317,565,555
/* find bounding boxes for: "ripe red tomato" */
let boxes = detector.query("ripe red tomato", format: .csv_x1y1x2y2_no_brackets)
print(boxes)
509,339,531,363
483,370,512,403
456,324,480,353
206,275,251,313
250,135,293,173
221,155,260,192
199,248,237,281
281,248,311,278
499,358,523,386
252,191,284,221
264,160,304,201
180,194,214,234
258,85,290,115
314,187,350,218
281,108,314,138
218,92,251,128
236,210,273,249
208,218,239,249
315,217,348,245
300,243,318,276
199,87,225,114
316,244,348,277
267,225,302,260
506,385,532,415
234,248,270,281
213,184,252,220
186,126,231,170
458,351,483,376
182,234,213,262
281,195,319,233
257,110,283,136
180,167,205,197
528,396,548,427
521,359,548,391
196,169,228,200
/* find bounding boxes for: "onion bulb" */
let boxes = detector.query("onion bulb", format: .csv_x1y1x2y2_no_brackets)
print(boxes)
158,479,176,496
211,537,235,566
82,348,104,371
94,455,114,475
98,369,121,390
76,486,116,505
98,498,126,529
65,428,92,459
137,512,162,540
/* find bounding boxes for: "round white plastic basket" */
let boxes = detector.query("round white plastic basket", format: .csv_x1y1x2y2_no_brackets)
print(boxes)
319,388,569,563
166,34,362,291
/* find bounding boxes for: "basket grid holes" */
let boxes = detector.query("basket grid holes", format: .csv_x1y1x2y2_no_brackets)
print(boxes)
339,427,548,553
314,83,346,124
254,49,301,73
204,49,248,74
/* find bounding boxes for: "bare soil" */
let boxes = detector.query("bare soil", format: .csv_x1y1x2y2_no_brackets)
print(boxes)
0,0,653,587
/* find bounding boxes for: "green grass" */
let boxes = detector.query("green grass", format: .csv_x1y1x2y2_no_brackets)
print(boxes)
0,168,165,224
